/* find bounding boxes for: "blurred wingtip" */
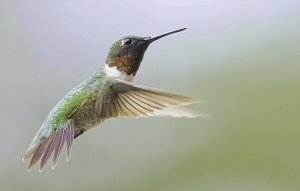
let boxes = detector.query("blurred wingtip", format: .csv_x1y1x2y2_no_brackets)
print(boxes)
196,112,210,118
151,106,205,118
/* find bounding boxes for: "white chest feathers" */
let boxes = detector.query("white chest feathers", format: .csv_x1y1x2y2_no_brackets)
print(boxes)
104,64,134,82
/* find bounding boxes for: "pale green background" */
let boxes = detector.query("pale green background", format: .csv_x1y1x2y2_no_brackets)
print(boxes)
1,0,300,190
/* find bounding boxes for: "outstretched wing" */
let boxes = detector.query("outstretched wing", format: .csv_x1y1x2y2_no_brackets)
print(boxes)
95,79,200,119
22,119,75,172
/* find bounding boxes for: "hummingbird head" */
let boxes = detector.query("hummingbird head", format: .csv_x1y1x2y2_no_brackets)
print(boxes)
105,28,187,81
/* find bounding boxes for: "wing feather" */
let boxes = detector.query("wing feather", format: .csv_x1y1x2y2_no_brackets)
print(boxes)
95,79,200,119
116,96,135,116
122,94,153,114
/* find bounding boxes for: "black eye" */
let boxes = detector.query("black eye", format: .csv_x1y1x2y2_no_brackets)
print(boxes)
123,38,132,46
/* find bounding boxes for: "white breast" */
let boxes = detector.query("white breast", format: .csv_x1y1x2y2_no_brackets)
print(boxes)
104,64,134,82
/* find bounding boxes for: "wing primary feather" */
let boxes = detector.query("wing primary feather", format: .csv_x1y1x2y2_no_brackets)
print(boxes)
122,94,147,116
138,91,179,105
117,97,134,116
131,92,168,107
114,95,127,116
127,93,161,110
140,88,193,102
137,90,192,105
117,95,138,116
122,94,153,114
118,94,144,116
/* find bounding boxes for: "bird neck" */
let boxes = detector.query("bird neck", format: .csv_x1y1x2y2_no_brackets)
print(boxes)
104,64,134,82
105,53,143,82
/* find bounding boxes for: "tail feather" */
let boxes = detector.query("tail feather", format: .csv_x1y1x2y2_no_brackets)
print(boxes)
23,119,75,171
52,129,65,169
27,137,51,170
39,133,58,172
66,120,75,161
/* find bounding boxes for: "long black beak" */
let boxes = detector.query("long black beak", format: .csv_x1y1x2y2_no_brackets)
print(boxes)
146,28,187,43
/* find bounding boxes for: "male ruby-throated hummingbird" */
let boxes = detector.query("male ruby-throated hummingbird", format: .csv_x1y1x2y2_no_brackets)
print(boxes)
23,28,201,171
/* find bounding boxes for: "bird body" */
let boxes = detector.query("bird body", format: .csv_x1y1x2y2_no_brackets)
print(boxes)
23,28,201,171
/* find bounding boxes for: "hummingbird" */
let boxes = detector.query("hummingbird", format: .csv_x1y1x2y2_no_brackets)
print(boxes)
22,28,201,171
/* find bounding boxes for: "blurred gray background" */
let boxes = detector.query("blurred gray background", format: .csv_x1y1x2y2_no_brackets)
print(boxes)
1,0,300,190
